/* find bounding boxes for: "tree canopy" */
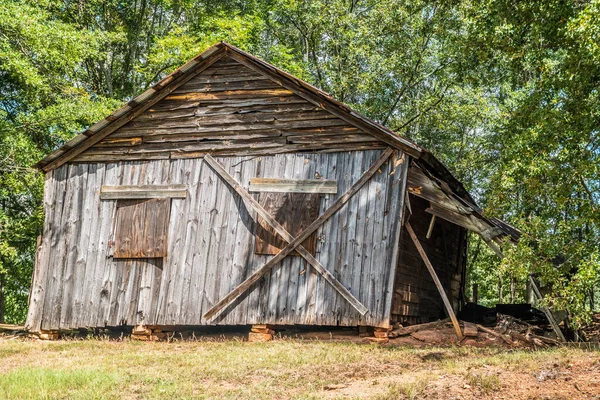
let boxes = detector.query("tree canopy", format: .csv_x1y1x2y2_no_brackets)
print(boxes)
0,0,598,326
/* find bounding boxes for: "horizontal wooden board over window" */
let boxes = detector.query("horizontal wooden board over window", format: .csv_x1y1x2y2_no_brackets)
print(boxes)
255,192,319,256
113,198,170,258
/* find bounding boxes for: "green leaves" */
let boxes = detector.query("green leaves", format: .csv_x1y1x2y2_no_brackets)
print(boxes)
0,0,597,324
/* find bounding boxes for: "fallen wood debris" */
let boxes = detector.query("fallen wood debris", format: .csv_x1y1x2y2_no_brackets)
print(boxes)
388,319,450,338
581,313,600,343
386,312,582,348
475,324,515,346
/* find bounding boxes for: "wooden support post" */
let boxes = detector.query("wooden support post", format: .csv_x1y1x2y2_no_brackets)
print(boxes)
38,330,59,340
131,325,167,341
426,214,436,239
473,283,478,304
373,327,390,338
365,327,390,344
405,222,464,341
248,324,274,342
528,276,566,342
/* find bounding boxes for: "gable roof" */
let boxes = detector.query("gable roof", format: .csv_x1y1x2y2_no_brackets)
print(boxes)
35,42,422,170
33,41,519,242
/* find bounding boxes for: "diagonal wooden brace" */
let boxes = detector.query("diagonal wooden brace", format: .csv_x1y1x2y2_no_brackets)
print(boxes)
202,154,368,316
405,222,463,340
203,148,394,321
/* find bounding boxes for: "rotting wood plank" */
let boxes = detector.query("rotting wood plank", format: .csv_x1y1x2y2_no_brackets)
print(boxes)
346,151,375,326
177,159,204,324
202,148,394,321
164,160,189,324
249,178,338,194
272,156,293,324
73,152,171,163
40,49,227,172
58,164,85,329
382,152,408,327
208,158,235,324
138,102,320,121
182,160,211,324
100,185,187,199
164,88,294,101
173,79,280,94
25,170,59,332
110,124,359,141
202,154,369,318
404,222,463,340
71,163,94,328
147,96,309,113
194,158,225,322
334,151,356,325
116,118,347,136
126,109,337,129
92,162,120,327
224,48,422,158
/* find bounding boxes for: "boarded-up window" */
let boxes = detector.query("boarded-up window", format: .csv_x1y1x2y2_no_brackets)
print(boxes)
113,198,170,258
254,192,319,256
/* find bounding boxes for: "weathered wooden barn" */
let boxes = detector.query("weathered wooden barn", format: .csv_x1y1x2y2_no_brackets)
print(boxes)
25,42,517,337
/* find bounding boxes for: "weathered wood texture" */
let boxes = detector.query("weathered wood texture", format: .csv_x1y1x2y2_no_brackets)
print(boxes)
100,185,187,199
391,194,467,326
113,198,170,258
255,192,319,256
249,178,337,194
26,149,407,331
70,56,384,163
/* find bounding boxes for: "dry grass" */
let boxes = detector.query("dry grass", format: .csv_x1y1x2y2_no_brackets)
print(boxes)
0,337,598,399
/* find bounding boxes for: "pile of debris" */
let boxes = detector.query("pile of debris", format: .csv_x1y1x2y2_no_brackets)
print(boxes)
388,309,567,348
581,313,600,343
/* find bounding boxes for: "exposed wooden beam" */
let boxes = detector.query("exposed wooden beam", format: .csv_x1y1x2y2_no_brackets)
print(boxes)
407,166,471,215
405,222,463,341
202,155,367,317
203,148,394,321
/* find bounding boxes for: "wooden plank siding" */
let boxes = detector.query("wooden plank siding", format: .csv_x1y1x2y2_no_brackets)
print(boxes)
70,57,383,163
27,149,407,330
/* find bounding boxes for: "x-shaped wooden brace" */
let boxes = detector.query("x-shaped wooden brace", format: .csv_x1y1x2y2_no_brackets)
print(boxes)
202,148,394,321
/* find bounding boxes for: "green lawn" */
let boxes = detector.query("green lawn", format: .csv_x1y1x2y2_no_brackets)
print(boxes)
0,338,598,399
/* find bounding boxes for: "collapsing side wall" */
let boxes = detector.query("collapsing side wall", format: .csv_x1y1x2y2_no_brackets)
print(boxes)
391,194,467,326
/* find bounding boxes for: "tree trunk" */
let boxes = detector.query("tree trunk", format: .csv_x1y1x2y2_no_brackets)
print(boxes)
0,274,5,324
498,271,503,303
510,274,516,303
